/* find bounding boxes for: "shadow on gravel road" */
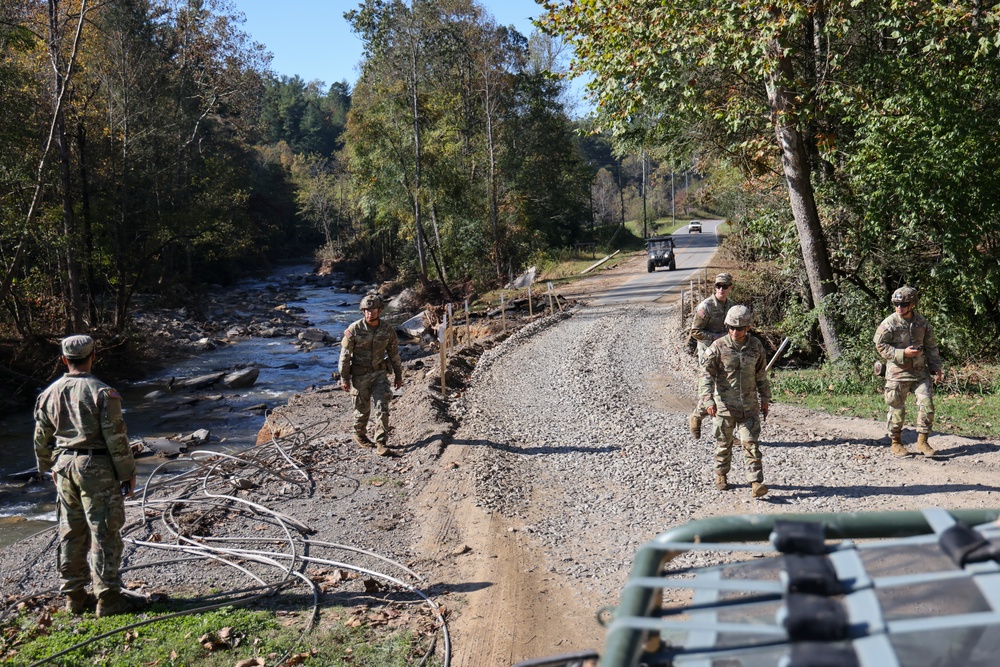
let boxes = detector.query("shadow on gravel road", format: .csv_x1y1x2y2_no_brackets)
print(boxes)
763,437,883,449
427,581,493,595
934,441,1000,459
767,481,1000,500
763,436,1000,460
449,437,619,456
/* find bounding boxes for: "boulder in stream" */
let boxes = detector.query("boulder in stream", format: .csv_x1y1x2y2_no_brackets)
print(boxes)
170,372,226,391
224,367,259,389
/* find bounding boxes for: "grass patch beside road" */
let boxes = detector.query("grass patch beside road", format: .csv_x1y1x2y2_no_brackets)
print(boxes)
772,367,1000,438
1,601,440,667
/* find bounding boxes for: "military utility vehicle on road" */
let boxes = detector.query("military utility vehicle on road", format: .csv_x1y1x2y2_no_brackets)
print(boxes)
646,236,676,273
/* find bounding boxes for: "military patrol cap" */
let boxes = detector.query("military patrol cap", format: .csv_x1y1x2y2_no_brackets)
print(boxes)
892,286,918,306
715,273,734,286
360,293,384,311
724,305,752,328
61,334,95,360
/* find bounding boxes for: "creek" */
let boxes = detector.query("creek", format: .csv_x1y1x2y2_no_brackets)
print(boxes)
0,263,372,546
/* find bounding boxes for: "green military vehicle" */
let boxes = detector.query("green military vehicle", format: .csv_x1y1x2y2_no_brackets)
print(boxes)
646,236,677,273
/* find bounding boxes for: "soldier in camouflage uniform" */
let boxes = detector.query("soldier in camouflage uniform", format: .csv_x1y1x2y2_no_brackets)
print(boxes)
874,286,943,458
339,293,403,457
699,306,771,498
689,273,735,439
34,335,147,617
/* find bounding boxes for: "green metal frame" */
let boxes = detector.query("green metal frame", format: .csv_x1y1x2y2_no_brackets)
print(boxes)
601,509,1000,667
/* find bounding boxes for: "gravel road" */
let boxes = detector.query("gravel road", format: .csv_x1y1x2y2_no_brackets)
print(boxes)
445,297,1000,663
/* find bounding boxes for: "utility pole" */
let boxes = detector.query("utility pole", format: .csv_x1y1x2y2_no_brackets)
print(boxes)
641,151,648,239
670,169,675,227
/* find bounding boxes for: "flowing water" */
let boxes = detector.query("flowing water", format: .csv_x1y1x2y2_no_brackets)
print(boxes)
0,264,366,546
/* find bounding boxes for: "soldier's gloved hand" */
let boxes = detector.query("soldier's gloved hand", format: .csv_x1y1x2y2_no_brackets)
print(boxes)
51,471,57,485
933,370,944,383
394,377,402,390
340,380,350,391
706,404,717,417
761,402,769,420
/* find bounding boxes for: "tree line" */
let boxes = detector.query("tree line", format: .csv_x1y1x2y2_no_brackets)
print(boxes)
3,0,687,398
544,0,1000,370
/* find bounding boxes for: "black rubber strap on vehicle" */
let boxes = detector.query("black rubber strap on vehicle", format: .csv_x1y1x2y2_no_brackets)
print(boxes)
783,593,849,642
771,520,827,555
783,554,843,596
939,522,996,566
786,642,860,667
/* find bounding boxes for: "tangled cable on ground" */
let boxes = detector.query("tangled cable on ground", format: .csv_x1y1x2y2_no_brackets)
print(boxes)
3,411,451,667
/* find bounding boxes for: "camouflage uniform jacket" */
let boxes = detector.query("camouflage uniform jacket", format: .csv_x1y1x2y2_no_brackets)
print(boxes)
33,373,135,480
691,296,731,357
339,318,403,382
873,311,942,382
699,334,771,419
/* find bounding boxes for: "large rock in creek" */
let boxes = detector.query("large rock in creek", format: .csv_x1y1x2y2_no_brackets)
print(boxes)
224,367,259,389
399,312,428,339
298,328,334,343
170,372,226,391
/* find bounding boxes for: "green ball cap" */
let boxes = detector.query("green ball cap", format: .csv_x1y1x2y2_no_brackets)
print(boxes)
61,334,94,360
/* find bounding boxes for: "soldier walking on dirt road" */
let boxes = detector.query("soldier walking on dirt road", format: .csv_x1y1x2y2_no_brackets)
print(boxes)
689,272,735,439
699,306,771,498
874,286,943,458
339,293,403,457
33,335,148,617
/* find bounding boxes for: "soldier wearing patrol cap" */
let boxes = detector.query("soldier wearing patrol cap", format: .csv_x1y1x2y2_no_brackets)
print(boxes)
33,335,147,617
339,293,403,456
874,286,943,458
689,273,735,439
699,306,771,498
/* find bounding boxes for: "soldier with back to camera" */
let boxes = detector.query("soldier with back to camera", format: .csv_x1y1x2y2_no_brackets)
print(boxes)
699,306,771,498
874,286,943,458
33,335,148,617
689,273,735,439
339,293,403,457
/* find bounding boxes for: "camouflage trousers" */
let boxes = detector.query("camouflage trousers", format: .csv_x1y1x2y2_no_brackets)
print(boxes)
350,371,391,445
52,452,125,600
691,351,712,422
885,377,935,436
713,413,764,483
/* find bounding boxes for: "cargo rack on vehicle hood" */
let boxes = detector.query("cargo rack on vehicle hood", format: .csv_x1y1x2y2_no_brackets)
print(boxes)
516,508,1000,667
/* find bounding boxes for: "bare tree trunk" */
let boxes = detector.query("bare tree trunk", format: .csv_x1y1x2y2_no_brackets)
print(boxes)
618,158,625,227
0,0,88,309
408,44,428,280
766,42,842,359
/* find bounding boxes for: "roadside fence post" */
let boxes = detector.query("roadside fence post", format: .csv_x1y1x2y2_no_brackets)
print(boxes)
501,293,507,333
447,303,454,349
464,299,470,345
439,314,448,396
547,282,554,316
528,284,534,321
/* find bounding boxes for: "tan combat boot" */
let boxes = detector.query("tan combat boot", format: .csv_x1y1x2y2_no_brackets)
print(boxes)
751,482,769,498
915,433,937,458
353,432,374,448
65,590,96,615
890,433,908,457
689,414,702,439
715,474,728,491
96,590,148,618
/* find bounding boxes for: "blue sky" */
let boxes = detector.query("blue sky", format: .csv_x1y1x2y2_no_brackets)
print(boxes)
232,0,553,89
